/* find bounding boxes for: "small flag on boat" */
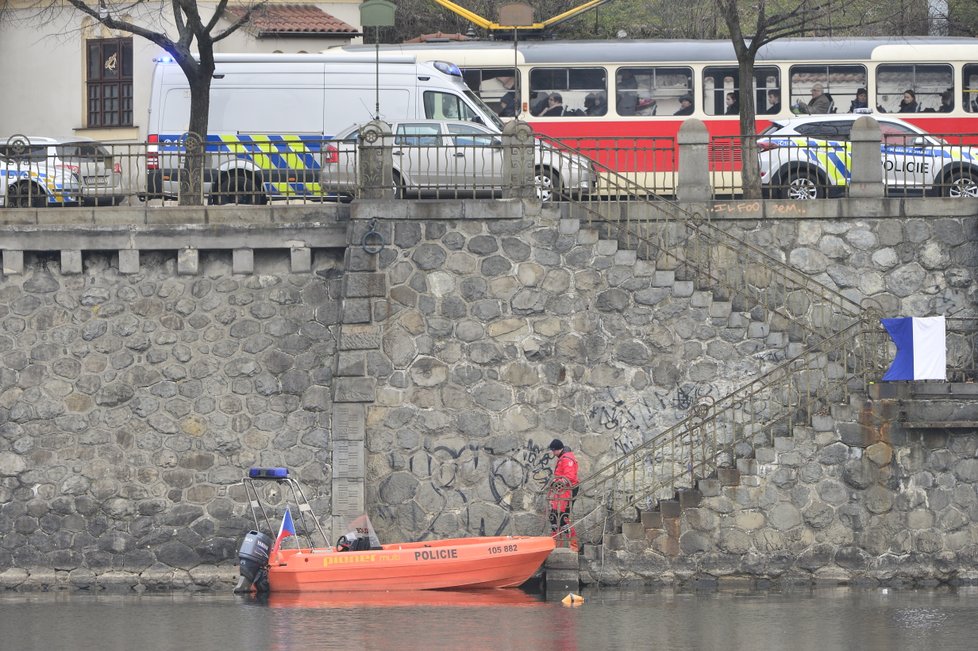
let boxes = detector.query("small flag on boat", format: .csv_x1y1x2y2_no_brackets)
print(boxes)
881,316,946,381
270,506,296,555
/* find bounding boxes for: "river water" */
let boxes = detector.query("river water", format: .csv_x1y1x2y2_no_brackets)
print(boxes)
1,586,976,651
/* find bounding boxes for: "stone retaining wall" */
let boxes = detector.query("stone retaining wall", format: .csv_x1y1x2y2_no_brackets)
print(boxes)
1,199,977,590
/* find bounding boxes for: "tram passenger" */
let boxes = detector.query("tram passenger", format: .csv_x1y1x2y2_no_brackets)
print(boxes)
849,88,868,112
584,91,608,116
617,70,638,115
498,91,516,117
940,89,954,112
674,95,694,115
898,89,918,113
796,83,832,114
725,91,739,115
765,90,782,114
540,93,565,116
529,91,550,116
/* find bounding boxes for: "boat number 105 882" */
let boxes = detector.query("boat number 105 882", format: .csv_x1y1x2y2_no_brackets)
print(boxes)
488,544,518,554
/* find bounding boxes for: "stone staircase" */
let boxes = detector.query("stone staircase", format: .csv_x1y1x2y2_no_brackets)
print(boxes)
574,382,978,573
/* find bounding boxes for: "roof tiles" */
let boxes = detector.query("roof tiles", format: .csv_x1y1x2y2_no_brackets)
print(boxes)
227,4,359,36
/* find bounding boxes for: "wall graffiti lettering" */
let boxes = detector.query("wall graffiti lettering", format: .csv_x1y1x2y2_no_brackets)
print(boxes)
401,439,560,539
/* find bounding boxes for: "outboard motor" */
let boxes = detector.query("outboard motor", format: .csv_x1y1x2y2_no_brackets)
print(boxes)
233,530,272,593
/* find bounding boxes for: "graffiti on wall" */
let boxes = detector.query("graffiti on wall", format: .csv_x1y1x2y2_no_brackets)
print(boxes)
587,384,718,455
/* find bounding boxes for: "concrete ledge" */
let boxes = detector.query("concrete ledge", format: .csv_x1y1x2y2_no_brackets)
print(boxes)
902,421,978,429
544,568,580,593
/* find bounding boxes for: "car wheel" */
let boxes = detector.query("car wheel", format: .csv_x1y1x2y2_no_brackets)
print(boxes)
534,167,561,202
943,169,978,198
8,182,44,208
780,170,823,200
212,172,266,205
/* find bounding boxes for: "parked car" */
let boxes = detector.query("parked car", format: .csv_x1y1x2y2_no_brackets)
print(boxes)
0,136,125,205
757,114,978,199
0,152,81,207
321,120,596,201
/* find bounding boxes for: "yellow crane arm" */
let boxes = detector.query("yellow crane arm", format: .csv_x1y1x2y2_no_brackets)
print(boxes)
429,0,616,32
540,0,614,28
429,0,506,30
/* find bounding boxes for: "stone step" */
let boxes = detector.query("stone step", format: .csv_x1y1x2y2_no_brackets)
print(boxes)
641,511,663,529
659,499,681,518
697,478,721,497
602,532,625,550
677,488,702,509
736,458,758,475
545,568,580,593
717,467,741,486
545,547,580,571
621,521,646,540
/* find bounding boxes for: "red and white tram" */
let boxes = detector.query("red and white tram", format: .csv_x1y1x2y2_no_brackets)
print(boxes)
334,37,978,192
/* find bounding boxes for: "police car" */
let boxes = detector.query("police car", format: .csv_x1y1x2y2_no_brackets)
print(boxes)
757,114,978,199
0,149,81,207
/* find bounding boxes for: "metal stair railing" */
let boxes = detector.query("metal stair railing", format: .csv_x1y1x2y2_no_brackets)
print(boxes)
528,136,892,543
534,134,863,347
559,316,891,542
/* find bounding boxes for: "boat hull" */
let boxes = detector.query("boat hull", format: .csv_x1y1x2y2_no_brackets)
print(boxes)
266,535,556,592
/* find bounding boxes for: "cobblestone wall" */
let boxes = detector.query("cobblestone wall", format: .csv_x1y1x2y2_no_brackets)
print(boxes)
356,207,978,586
2,203,978,590
0,250,343,590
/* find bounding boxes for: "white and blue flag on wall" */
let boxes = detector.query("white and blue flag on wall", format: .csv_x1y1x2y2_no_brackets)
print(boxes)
881,316,946,381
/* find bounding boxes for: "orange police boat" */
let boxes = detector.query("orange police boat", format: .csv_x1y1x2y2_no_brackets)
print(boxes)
233,467,556,593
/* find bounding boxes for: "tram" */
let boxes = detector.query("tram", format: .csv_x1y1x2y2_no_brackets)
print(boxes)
331,37,978,192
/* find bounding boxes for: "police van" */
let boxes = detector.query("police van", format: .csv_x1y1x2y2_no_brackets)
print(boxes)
146,53,502,203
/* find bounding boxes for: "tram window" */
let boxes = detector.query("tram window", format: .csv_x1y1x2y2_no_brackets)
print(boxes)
703,66,779,116
615,66,692,117
876,64,953,113
529,67,606,117
964,65,978,113
789,64,866,115
461,68,520,117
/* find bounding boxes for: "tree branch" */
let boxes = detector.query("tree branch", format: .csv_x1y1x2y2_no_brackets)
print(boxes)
213,1,267,43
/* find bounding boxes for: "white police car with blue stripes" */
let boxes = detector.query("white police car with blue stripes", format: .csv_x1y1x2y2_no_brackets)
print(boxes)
757,114,978,199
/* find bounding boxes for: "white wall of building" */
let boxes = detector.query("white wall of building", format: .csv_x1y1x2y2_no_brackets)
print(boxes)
0,1,362,144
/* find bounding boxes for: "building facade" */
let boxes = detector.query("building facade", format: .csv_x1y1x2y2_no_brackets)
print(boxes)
0,1,364,144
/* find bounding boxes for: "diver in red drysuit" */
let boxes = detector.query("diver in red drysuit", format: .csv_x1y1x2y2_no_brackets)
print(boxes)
548,438,579,551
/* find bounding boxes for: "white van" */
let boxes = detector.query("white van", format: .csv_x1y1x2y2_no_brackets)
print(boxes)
145,53,501,203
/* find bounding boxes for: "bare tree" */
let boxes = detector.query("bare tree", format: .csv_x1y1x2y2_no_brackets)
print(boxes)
715,0,899,198
62,0,265,205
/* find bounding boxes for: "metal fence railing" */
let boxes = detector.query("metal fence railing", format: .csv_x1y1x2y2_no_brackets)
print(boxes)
4,127,978,207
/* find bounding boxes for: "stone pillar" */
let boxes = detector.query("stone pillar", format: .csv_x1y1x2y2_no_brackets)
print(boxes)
61,250,82,274
232,248,253,275
357,120,394,199
330,217,388,537
118,249,140,274
502,119,536,199
849,116,884,198
177,248,199,275
676,119,711,202
2,250,23,275
290,246,311,273
331,325,379,536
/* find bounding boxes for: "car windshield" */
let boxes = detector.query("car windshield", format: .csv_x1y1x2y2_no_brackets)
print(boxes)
759,123,787,136
0,145,47,161
464,90,504,130
56,143,111,160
